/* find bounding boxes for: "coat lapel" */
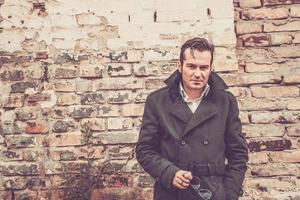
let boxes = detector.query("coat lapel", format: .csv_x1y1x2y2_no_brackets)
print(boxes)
183,97,217,137
164,70,222,138
168,97,192,124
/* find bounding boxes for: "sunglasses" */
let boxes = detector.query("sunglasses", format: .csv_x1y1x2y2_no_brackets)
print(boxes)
190,176,212,200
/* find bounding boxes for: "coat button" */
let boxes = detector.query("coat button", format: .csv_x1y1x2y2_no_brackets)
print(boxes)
203,139,209,145
180,140,186,145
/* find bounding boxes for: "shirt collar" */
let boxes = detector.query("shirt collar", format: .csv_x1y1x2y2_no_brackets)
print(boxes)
179,82,210,103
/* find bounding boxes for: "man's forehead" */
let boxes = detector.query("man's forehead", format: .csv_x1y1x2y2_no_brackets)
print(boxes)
183,48,211,59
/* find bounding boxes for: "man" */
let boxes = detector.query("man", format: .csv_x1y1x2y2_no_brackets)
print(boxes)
136,38,248,200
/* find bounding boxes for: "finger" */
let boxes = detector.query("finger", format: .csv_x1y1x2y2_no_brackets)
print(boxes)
173,170,191,188
183,171,193,180
174,182,186,189
180,177,190,184
173,177,183,189
177,174,191,184
176,177,190,188
180,181,189,188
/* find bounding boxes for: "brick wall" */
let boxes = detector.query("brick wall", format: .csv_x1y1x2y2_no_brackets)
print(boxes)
0,0,299,199
235,0,300,199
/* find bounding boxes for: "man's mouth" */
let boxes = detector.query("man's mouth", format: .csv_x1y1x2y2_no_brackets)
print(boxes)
191,80,202,83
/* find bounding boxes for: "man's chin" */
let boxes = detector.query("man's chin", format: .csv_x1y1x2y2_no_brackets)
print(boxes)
191,85,204,90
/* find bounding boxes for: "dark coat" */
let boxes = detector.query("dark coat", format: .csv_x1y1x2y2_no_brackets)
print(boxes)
136,70,248,200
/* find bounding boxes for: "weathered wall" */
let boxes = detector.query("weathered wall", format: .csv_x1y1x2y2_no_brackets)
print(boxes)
0,0,299,199
235,0,300,199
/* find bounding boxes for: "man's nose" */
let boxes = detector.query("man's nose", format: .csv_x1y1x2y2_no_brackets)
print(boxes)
194,68,202,78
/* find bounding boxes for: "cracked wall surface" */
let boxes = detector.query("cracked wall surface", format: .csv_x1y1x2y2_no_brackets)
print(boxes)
0,0,299,199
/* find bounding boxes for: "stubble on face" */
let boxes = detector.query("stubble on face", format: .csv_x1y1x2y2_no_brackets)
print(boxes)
178,49,212,99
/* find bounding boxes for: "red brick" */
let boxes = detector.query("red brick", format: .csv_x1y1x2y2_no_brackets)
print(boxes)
241,7,289,20
270,32,293,45
236,22,263,35
33,2,45,10
270,150,300,163
236,37,244,48
264,21,300,32
54,67,78,79
239,0,262,8
76,13,107,26
79,65,103,78
239,98,286,111
80,92,106,105
0,69,24,81
0,163,39,175
287,123,300,136
243,34,271,47
57,93,78,106
263,0,292,5
92,131,138,144
107,117,133,130
48,107,69,119
4,94,24,108
243,124,285,137
270,46,300,58
108,63,132,77
14,191,38,199
244,62,280,73
24,120,49,134
41,134,85,147
16,106,39,121
0,191,13,200
39,190,66,200
291,6,300,17
27,93,51,103
2,176,27,190
250,111,299,124
248,152,269,164
1,149,23,161
93,105,120,117
11,81,37,93
44,161,88,174
5,135,36,148
94,78,144,90
251,163,298,177
80,118,106,131
247,137,291,152
91,188,142,200
35,51,48,60
251,86,299,98
287,99,300,110
239,73,282,86
121,104,144,117
54,81,76,92
49,147,89,161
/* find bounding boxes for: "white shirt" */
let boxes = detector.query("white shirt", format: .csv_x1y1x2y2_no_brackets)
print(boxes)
179,82,210,113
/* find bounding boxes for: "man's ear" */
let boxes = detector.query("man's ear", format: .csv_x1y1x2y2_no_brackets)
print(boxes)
210,64,214,73
177,61,182,73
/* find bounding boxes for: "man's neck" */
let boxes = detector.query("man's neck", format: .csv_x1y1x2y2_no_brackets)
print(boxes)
187,89,203,100
182,85,204,101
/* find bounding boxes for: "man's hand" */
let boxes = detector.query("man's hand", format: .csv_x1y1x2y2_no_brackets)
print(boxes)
172,170,193,189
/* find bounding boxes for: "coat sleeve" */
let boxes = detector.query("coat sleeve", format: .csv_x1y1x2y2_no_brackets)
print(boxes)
135,95,180,190
223,92,249,200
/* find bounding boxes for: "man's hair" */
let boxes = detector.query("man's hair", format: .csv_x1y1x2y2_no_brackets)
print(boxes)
179,37,215,66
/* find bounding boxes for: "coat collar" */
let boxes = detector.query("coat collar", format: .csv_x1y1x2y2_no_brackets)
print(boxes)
164,70,227,138
164,70,228,91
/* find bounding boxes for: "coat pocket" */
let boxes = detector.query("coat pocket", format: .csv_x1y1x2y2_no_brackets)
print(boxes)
154,181,178,200
179,176,222,200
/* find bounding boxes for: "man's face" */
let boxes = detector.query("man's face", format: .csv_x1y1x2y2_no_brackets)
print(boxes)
178,48,212,94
